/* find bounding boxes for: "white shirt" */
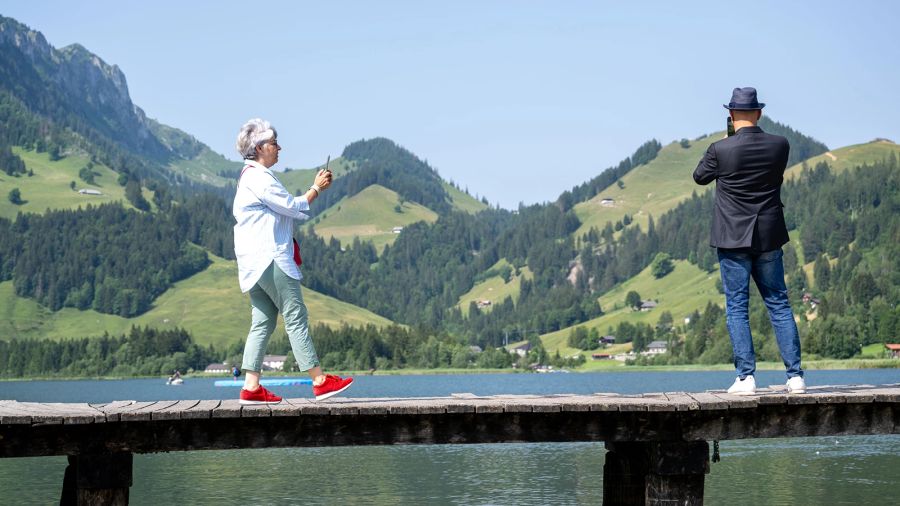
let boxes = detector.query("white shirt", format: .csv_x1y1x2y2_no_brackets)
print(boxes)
233,160,310,292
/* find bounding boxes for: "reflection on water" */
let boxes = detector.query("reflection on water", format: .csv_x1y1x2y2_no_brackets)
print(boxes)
1,370,898,505
6,437,898,505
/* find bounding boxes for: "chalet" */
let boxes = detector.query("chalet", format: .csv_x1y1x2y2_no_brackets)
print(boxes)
203,363,230,374
392,226,404,234
640,300,658,311
78,188,102,195
645,341,668,355
886,344,900,359
802,293,822,307
262,355,288,371
591,353,612,360
511,342,532,358
599,335,617,345
600,198,615,207
476,300,492,309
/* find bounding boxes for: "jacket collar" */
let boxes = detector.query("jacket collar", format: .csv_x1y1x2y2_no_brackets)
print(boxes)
736,125,764,134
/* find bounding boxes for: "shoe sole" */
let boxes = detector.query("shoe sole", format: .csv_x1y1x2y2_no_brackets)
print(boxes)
239,399,282,405
315,381,353,402
787,389,806,394
727,390,757,396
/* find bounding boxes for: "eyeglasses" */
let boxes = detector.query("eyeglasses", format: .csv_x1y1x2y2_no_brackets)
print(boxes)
264,139,279,148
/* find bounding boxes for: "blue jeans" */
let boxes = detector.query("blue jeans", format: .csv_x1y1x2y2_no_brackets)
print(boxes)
717,248,803,379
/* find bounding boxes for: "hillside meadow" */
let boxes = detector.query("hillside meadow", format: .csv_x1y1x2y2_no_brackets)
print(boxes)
0,254,394,346
541,260,720,357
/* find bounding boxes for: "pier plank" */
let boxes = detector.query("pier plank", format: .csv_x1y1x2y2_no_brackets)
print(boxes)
211,399,243,418
181,400,222,419
152,400,202,421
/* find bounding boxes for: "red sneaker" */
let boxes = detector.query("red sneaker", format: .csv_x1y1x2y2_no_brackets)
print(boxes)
313,374,354,401
239,386,282,405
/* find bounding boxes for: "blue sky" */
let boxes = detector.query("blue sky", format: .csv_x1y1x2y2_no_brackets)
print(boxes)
3,1,899,208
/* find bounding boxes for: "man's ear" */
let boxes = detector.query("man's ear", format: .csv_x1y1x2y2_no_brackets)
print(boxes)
756,110,762,120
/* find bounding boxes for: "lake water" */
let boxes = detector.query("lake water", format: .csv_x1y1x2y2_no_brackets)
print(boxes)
1,369,898,505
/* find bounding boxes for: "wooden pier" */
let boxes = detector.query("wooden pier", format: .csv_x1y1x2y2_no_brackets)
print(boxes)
2,383,898,505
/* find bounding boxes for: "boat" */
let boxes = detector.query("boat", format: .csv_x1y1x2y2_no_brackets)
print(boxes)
166,377,184,386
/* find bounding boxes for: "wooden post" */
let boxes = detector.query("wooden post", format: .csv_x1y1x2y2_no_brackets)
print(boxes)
603,441,709,506
60,453,133,506
645,441,709,505
603,442,649,505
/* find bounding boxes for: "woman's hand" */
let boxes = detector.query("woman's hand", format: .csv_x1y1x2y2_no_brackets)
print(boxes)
314,169,333,190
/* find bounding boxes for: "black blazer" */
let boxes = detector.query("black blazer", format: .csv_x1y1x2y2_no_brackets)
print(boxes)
693,125,791,251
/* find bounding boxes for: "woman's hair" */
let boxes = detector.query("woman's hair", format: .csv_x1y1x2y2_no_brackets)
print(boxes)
236,118,277,160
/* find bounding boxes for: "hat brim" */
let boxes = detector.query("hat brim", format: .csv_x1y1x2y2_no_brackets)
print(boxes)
724,103,765,110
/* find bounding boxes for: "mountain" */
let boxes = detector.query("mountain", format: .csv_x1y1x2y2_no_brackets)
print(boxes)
0,15,239,188
0,15,896,376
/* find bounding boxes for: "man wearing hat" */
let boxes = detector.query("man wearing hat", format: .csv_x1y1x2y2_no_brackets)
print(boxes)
693,87,805,395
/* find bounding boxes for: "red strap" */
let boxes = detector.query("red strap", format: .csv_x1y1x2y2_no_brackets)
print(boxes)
293,239,302,266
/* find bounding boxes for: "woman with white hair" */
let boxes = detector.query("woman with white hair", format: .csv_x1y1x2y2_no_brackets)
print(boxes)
233,118,353,403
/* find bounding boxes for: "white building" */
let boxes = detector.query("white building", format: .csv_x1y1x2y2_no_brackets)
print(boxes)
644,341,668,355
262,355,288,371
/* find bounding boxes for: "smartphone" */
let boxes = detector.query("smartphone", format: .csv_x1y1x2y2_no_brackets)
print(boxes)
324,155,332,174
726,116,735,137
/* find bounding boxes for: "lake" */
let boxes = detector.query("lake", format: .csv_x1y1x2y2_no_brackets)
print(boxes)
1,369,898,505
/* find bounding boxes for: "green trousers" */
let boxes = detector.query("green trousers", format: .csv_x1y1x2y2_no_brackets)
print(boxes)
241,262,320,372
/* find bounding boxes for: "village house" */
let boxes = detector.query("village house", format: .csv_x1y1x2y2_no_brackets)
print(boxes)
476,299,492,309
591,353,612,360
511,342,532,358
262,355,288,371
599,335,617,345
78,188,102,195
802,292,822,307
392,226,404,234
203,363,230,374
600,198,615,207
644,341,668,355
640,300,658,312
885,344,900,359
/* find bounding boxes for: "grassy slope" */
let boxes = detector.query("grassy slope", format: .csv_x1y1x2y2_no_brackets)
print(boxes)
785,139,900,179
308,184,439,252
541,260,720,357
0,148,129,218
0,253,394,346
443,181,489,214
166,147,242,187
572,133,724,238
456,259,534,314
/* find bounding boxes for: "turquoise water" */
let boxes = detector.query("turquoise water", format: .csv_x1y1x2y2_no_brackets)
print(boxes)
1,369,898,505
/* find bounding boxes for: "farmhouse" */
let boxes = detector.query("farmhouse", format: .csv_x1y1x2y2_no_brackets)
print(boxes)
203,363,230,374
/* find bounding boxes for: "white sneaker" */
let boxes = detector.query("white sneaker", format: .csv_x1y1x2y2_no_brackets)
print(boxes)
786,376,806,394
727,375,756,395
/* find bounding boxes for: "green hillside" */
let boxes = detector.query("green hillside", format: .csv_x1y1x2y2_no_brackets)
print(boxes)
0,253,394,346
785,139,900,179
443,181,489,214
541,260,720,356
277,156,357,193
572,133,724,238
456,259,534,314
166,147,242,187
308,184,439,252
0,148,126,218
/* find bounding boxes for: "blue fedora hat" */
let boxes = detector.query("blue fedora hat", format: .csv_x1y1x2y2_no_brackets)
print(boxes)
723,87,765,110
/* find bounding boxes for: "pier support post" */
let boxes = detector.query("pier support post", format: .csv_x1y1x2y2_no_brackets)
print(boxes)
603,441,709,505
60,453,133,506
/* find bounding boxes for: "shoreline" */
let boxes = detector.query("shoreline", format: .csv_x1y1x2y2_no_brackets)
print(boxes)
1,358,896,382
